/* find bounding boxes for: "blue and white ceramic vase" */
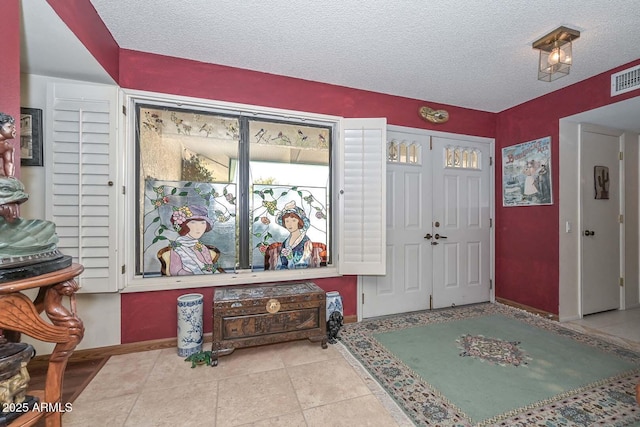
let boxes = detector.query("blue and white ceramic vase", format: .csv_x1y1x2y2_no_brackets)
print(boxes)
326,291,343,319
177,293,204,357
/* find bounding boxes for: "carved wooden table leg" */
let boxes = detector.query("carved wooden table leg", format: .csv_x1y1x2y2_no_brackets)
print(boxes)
42,279,84,427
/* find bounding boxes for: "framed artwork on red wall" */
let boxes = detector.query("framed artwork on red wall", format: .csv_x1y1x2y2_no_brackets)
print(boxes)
502,136,552,207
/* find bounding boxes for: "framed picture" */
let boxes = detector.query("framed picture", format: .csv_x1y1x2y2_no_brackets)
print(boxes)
19,107,43,166
594,165,609,199
502,136,553,207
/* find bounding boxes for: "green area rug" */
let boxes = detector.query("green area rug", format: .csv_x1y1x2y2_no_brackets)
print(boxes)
340,303,640,426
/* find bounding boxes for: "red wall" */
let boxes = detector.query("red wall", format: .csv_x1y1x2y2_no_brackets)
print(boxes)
1,0,21,178
118,49,495,137
120,276,357,343
116,50,495,343
495,59,640,314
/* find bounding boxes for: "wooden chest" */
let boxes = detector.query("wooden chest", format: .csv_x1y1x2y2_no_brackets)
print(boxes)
211,281,327,365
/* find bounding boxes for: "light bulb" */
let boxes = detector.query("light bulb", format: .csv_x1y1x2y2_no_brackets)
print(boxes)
548,47,565,65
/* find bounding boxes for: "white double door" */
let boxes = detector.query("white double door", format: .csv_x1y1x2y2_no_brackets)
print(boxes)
362,129,493,318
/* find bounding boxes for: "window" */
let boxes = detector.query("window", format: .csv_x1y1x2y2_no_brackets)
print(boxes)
387,139,421,164
134,102,333,277
445,145,481,169
45,84,387,292
112,90,387,292
46,84,385,293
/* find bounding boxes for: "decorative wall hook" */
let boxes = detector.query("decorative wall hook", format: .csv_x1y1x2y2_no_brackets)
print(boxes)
419,106,449,124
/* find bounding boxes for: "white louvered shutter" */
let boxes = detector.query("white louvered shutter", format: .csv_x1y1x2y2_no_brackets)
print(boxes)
46,82,119,293
337,118,386,275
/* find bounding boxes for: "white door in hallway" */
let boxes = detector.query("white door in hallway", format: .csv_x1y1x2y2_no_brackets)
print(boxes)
431,137,492,308
580,125,621,315
362,130,493,318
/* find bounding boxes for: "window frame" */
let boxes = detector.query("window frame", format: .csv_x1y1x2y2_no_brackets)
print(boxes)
121,90,345,292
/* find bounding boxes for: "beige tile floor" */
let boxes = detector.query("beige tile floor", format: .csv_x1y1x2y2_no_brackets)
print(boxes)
63,339,413,427
63,306,640,427
564,306,640,352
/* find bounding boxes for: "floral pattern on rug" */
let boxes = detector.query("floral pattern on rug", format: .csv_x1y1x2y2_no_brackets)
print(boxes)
457,334,530,367
340,303,640,427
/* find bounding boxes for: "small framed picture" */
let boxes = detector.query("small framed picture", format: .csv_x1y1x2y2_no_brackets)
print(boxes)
20,107,43,166
594,165,609,199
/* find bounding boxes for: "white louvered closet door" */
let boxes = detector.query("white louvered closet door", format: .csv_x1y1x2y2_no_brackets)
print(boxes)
338,118,387,275
46,82,119,293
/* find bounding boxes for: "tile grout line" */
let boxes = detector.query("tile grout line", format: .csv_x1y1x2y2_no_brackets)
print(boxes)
122,348,166,426
281,347,309,426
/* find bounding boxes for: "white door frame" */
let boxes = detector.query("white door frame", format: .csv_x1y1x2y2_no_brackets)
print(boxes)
357,125,495,321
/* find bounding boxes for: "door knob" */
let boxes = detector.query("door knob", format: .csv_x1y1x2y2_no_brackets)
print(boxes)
434,234,448,239
424,233,433,239
583,230,595,236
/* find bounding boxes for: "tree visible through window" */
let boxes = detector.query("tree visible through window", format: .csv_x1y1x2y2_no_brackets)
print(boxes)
135,104,332,277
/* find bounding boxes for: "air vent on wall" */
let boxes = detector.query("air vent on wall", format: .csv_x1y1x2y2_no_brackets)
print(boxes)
611,64,640,96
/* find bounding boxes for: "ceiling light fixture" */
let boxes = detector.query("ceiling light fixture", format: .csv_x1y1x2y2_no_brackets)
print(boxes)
532,26,580,82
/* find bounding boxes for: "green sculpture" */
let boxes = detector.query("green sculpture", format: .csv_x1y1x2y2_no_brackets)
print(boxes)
184,350,214,368
0,112,61,270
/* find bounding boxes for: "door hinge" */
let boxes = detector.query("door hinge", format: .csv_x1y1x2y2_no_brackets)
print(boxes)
489,218,493,228
122,105,126,115
121,265,126,274
619,214,624,223
429,138,433,150
122,186,126,195
490,156,493,166
490,279,493,289
429,294,433,310
619,151,623,160
362,293,364,305
619,277,624,287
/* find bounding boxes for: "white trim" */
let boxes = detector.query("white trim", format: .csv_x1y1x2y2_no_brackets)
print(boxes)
356,275,363,322
619,134,626,310
387,124,494,143
122,267,343,293
559,314,582,322
121,89,342,123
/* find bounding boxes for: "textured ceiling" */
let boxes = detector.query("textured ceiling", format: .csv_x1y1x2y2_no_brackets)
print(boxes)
85,0,640,113
19,0,640,131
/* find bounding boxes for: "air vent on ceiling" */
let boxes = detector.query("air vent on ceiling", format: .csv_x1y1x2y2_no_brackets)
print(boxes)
611,64,640,96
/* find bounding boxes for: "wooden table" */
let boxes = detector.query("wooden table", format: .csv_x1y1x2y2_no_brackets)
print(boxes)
0,264,84,427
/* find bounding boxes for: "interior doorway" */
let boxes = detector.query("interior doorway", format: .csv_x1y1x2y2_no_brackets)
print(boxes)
580,124,622,315
559,99,640,322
